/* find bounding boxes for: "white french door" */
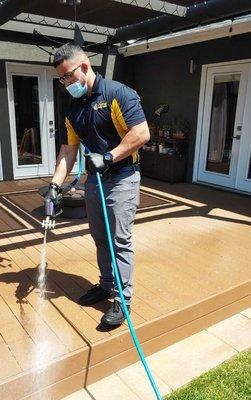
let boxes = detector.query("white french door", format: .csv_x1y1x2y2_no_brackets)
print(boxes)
7,63,55,178
194,61,251,194
236,66,251,192
46,69,79,174
6,63,78,179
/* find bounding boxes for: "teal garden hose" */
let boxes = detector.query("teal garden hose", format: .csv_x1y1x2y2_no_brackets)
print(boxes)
95,170,162,400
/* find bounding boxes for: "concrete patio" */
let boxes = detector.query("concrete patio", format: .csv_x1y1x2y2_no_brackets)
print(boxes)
62,308,251,400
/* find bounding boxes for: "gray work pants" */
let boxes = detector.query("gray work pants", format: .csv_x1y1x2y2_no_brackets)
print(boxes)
85,169,140,304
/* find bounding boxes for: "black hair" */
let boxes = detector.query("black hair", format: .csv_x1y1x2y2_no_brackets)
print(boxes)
53,43,85,68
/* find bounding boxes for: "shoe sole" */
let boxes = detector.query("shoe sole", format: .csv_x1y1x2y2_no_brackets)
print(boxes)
101,318,126,326
101,309,131,326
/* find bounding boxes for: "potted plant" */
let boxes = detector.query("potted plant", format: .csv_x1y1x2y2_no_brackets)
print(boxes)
172,117,190,138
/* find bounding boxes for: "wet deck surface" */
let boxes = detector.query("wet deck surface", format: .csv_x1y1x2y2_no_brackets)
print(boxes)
0,176,250,395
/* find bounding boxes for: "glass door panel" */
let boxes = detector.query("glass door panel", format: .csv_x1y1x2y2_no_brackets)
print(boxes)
12,75,42,166
206,74,240,176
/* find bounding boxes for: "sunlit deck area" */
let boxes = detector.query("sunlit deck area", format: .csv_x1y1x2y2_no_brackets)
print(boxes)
0,177,250,400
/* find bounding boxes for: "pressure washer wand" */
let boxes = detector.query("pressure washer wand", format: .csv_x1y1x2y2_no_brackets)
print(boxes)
42,198,56,230
39,199,55,298
41,145,83,231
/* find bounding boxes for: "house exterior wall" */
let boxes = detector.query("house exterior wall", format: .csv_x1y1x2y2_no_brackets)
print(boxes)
128,32,251,181
1,32,251,182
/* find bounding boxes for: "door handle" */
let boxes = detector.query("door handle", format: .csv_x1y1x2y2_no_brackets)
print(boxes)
233,134,241,140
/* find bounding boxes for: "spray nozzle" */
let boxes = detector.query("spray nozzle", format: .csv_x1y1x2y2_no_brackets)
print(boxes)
42,216,55,230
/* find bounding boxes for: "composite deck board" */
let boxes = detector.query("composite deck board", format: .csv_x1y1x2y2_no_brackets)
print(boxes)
0,207,23,232
0,222,107,344
0,343,22,381
3,214,146,329
0,177,250,399
0,273,69,374
4,192,162,326
0,221,142,340
0,251,86,352
0,236,111,344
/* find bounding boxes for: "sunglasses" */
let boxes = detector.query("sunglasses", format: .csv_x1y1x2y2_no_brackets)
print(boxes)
58,64,82,84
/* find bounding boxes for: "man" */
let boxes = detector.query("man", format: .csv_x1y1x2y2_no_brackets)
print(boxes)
46,43,150,326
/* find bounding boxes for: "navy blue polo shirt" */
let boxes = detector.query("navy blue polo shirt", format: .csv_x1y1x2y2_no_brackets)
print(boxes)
61,73,146,170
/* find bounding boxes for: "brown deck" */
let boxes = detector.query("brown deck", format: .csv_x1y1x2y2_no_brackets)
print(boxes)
0,177,250,400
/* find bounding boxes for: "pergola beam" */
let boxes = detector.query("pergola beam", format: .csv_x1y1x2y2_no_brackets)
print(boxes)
110,0,187,17
12,13,115,36
0,13,115,46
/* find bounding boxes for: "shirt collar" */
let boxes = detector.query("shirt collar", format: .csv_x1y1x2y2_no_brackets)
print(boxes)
91,72,103,95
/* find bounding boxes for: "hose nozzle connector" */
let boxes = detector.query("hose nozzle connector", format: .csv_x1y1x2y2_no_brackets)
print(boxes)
42,216,55,230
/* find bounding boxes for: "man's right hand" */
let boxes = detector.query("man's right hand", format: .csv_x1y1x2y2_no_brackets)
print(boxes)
85,153,107,174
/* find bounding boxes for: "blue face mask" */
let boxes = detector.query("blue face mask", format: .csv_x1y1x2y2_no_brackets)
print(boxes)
66,80,88,98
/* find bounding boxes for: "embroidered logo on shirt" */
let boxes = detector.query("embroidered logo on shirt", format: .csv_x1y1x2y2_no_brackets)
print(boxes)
92,101,107,110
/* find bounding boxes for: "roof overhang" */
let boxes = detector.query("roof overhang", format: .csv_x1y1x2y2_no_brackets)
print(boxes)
113,0,251,44
118,14,251,56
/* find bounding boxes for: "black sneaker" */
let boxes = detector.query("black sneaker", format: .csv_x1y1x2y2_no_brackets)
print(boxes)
78,284,112,306
101,300,130,326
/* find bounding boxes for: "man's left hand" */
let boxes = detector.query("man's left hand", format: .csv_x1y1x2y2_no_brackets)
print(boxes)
85,153,108,174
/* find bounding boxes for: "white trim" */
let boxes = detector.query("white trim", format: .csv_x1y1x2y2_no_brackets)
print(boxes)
119,14,251,56
199,58,251,70
192,65,208,183
194,181,251,197
0,141,3,181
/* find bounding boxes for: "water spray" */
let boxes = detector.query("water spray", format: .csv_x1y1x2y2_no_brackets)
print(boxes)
39,196,57,296
39,147,83,297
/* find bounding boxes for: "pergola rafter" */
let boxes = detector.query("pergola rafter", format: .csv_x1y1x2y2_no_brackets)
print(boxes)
110,0,187,17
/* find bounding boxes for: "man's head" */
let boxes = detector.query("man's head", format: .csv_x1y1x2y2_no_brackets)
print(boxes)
54,43,94,97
